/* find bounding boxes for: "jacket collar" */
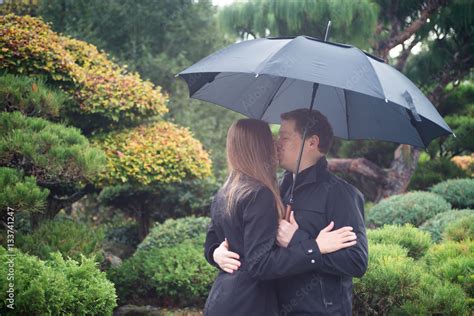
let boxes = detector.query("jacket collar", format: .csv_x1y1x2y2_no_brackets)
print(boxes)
280,155,329,193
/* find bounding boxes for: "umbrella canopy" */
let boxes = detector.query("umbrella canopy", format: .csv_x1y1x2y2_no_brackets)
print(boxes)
178,35,453,149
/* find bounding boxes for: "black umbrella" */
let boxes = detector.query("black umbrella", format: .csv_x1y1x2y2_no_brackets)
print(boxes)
177,22,454,219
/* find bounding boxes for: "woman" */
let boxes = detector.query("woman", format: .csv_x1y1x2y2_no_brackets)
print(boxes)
204,119,354,316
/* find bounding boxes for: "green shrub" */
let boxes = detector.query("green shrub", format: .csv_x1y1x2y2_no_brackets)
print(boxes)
108,216,212,306
0,14,168,133
143,235,216,306
106,251,154,305
423,240,474,307
430,178,474,209
0,247,117,315
137,216,210,253
367,191,451,228
424,240,473,267
104,221,140,249
394,274,469,315
367,224,432,259
353,243,470,315
353,243,421,314
408,157,467,191
443,214,474,242
420,209,473,242
17,218,105,262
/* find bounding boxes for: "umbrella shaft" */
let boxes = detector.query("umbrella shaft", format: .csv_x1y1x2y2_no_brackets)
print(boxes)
288,83,319,206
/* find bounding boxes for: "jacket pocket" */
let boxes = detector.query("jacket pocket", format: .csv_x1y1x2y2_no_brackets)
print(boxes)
318,274,343,311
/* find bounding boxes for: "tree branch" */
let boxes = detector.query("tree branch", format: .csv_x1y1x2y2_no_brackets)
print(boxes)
395,37,419,71
376,0,448,60
328,157,387,185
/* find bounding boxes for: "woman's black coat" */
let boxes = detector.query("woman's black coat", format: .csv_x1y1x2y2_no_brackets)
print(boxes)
203,183,323,316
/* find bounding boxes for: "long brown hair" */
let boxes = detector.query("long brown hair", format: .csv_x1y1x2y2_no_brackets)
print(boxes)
221,119,285,218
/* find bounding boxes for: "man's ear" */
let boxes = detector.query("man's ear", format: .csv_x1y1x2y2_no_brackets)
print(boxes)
308,135,320,148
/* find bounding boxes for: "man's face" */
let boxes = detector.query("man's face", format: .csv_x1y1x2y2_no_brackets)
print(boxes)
277,119,303,172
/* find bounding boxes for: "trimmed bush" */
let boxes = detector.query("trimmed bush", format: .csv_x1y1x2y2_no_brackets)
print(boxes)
94,122,211,186
353,243,421,314
443,214,474,242
106,251,153,305
394,274,469,315
420,209,474,242
108,216,212,306
367,191,451,228
451,155,473,176
0,14,168,132
367,224,432,259
0,247,117,315
16,218,105,262
143,235,216,306
353,243,469,315
430,178,474,209
423,240,473,306
137,216,211,253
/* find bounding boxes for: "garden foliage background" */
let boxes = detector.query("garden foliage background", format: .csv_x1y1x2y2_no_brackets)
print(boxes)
0,0,472,315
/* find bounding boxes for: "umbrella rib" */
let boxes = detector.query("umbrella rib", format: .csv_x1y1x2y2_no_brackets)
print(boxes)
259,77,287,120
344,89,350,139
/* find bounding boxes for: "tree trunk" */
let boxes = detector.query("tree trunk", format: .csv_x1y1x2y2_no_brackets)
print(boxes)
328,145,421,202
30,187,90,229
137,208,151,242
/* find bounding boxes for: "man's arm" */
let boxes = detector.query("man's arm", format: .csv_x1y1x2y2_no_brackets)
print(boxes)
204,219,223,269
283,183,368,277
319,184,368,277
204,217,241,273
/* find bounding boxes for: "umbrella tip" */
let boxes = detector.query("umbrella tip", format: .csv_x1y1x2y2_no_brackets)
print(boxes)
324,20,332,41
453,132,457,138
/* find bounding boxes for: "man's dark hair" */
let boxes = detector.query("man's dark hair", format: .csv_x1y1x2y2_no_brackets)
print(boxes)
280,109,334,154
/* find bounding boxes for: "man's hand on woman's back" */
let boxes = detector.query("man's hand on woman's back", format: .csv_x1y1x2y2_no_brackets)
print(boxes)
213,238,241,273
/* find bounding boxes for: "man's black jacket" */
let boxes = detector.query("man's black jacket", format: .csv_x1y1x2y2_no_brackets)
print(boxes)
204,156,368,315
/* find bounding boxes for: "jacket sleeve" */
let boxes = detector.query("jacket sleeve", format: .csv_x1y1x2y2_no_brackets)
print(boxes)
320,183,369,278
204,218,224,270
285,183,368,278
243,187,325,280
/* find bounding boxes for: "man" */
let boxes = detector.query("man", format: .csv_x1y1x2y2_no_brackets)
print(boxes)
205,109,368,315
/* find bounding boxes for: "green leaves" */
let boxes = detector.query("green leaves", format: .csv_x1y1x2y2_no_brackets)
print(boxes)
94,121,212,187
368,224,433,259
0,167,49,214
0,14,169,134
0,247,117,315
0,111,106,186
